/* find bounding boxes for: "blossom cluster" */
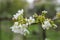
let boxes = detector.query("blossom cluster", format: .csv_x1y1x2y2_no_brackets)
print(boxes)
10,22,29,35
33,10,57,30
10,9,57,36
42,19,57,30
10,9,35,36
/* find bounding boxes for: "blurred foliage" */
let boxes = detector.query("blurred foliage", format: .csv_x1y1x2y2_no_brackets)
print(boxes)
34,3,56,19
46,29,60,40
1,20,13,40
1,0,60,40
0,0,27,18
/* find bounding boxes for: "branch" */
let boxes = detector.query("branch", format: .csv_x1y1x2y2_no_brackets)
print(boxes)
0,17,12,21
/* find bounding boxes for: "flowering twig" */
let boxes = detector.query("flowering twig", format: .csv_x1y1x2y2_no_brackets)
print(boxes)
10,9,57,36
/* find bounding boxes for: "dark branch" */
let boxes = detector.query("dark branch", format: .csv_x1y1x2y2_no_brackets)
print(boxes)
0,17,12,21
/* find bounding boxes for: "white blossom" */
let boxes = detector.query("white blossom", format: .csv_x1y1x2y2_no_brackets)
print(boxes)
18,9,23,14
12,9,24,20
14,22,18,26
10,25,20,33
42,10,47,14
10,22,20,33
45,38,50,40
42,19,52,30
19,27,29,36
27,16,35,25
22,24,28,28
19,24,29,35
10,23,29,35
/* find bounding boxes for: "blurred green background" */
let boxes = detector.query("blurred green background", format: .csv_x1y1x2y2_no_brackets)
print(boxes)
0,0,60,40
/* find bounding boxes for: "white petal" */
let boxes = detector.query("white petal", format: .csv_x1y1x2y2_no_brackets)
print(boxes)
29,16,32,19
14,22,18,26
42,10,47,14
13,9,24,19
18,10,21,13
42,24,46,29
